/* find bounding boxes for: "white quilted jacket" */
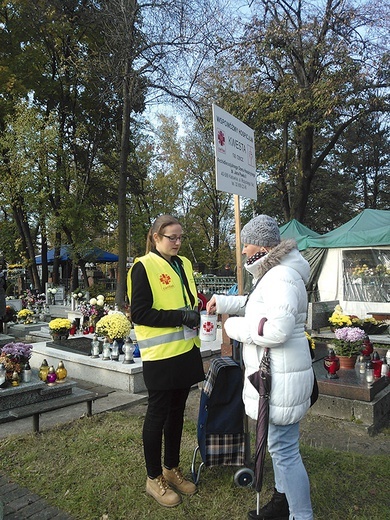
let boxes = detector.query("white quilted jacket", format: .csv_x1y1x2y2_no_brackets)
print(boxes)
214,240,313,425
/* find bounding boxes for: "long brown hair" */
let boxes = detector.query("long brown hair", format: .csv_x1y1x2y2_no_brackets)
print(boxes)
145,215,181,254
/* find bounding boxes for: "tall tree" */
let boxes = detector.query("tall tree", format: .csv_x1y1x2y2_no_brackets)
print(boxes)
197,0,390,224
97,0,235,304
336,114,390,210
0,0,118,289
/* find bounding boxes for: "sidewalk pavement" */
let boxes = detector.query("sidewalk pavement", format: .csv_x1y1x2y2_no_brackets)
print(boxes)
0,380,148,519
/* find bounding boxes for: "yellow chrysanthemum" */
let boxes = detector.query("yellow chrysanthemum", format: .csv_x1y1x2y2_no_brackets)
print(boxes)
96,312,131,340
49,318,72,332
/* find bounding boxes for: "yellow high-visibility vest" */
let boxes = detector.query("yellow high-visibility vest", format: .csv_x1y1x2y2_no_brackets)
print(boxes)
127,252,200,361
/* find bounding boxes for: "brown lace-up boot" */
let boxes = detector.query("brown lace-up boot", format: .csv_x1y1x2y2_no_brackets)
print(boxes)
146,474,181,507
163,466,197,496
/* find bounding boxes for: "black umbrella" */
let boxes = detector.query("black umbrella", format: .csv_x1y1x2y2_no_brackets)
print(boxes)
248,347,272,518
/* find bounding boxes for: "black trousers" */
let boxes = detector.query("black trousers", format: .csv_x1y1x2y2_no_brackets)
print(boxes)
143,387,191,479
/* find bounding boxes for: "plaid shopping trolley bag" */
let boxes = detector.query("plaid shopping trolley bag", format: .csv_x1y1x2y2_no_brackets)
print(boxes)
191,356,254,486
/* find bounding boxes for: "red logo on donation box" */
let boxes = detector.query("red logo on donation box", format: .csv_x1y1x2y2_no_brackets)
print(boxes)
203,320,214,334
199,314,217,342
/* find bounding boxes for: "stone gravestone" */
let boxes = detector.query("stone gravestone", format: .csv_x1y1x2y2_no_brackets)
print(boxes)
54,286,65,304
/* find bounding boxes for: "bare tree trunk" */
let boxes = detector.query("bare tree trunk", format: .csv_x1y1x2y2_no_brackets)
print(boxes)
12,205,42,292
115,59,131,309
52,232,62,286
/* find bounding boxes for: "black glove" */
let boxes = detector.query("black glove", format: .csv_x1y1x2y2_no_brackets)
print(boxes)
181,309,200,329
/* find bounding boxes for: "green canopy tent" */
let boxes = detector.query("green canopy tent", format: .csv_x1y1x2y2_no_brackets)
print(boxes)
300,210,390,317
280,219,320,251
279,219,325,302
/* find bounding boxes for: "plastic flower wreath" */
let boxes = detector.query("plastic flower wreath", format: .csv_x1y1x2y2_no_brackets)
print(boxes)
96,311,131,340
49,318,72,334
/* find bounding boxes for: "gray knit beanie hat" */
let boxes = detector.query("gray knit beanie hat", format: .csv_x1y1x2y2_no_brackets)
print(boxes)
241,215,280,247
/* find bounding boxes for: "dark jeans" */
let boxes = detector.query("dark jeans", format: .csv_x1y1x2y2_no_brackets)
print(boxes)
143,387,191,479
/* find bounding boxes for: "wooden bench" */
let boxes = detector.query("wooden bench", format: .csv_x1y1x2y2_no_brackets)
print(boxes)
0,386,108,433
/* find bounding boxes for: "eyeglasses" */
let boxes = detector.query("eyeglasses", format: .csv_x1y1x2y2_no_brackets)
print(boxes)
160,234,186,243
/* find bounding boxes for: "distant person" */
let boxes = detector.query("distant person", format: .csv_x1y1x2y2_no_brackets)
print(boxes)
0,263,6,333
207,214,313,520
127,214,204,508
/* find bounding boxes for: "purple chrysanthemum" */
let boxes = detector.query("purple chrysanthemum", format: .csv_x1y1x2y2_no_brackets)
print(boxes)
1,342,33,362
334,327,366,342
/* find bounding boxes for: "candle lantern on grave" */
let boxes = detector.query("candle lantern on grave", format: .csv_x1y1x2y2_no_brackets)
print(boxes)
355,355,366,376
111,340,120,361
361,338,373,359
122,337,135,364
11,370,20,386
365,360,374,384
102,338,111,360
372,351,383,379
380,357,388,378
0,362,6,387
69,321,77,336
22,361,32,383
324,348,340,379
56,361,68,383
90,334,100,358
46,366,57,386
39,359,50,381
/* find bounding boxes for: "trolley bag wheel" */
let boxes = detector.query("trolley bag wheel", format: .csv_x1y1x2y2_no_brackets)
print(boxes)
234,467,254,488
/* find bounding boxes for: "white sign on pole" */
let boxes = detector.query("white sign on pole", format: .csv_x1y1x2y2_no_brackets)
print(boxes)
212,104,257,200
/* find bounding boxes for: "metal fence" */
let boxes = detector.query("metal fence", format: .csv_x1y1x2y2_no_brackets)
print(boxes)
196,275,236,295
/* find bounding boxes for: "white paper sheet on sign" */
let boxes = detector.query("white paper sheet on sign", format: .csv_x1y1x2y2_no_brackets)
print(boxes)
212,104,257,201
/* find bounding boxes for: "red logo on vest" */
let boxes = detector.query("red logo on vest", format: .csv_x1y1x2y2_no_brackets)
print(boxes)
159,273,171,285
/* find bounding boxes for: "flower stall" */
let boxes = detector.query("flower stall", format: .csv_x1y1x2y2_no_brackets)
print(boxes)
282,209,390,318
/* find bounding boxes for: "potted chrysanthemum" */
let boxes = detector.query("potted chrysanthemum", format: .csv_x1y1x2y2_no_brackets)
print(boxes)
17,308,35,324
329,326,366,369
329,308,352,329
49,318,72,340
95,311,131,342
0,342,33,381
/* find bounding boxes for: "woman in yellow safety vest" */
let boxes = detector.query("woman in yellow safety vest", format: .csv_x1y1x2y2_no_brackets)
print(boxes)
127,214,204,508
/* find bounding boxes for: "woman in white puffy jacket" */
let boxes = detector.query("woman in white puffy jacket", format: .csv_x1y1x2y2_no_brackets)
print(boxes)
207,215,313,520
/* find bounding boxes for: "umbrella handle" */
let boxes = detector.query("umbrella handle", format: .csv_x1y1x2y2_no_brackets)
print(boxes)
257,491,260,515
